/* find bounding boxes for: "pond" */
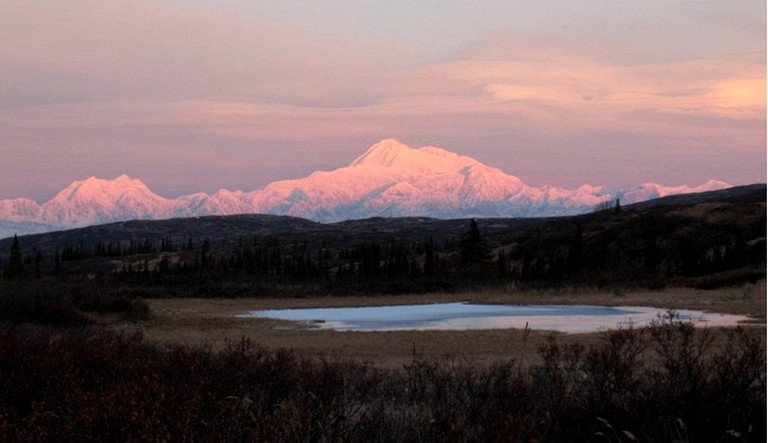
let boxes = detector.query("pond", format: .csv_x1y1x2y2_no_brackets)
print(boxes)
236,302,750,333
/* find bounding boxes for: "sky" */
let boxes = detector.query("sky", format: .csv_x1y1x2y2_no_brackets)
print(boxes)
0,0,765,201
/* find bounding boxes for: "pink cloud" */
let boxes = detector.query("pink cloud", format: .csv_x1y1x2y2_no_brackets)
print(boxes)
0,3,763,198
169,41,764,148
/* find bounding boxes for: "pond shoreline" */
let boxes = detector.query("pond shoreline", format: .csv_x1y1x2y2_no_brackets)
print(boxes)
237,302,753,333
119,283,765,368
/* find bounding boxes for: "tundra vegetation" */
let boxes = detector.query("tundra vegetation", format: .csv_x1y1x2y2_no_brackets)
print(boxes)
0,186,765,441
0,316,763,441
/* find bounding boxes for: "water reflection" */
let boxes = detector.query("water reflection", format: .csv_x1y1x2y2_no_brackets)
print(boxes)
237,302,750,333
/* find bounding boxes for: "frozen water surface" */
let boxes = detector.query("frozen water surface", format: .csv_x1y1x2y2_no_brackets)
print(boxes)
237,302,750,333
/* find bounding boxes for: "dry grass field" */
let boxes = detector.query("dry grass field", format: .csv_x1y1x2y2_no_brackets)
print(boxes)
123,282,766,368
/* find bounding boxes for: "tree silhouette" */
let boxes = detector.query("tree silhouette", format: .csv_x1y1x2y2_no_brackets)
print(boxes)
424,236,436,275
566,223,584,273
5,234,23,278
459,219,491,266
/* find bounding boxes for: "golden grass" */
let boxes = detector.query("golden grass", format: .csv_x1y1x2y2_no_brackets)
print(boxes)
119,282,765,369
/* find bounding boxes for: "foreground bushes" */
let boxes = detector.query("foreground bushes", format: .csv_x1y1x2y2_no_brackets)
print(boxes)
0,317,764,442
0,282,150,326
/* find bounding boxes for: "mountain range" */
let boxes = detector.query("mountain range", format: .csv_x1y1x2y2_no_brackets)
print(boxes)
0,139,732,239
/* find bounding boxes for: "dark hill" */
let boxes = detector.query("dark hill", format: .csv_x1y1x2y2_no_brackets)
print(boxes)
0,184,764,293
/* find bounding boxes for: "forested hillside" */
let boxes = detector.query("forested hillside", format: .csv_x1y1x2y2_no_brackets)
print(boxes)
1,185,764,297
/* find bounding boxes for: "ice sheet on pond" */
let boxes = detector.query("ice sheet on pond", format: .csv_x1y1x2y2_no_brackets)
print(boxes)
237,302,751,333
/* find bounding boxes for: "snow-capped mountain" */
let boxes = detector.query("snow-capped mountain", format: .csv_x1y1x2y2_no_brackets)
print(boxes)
0,139,733,239
616,180,732,203
39,174,177,226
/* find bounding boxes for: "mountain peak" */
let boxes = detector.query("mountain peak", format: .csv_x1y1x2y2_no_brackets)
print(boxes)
36,175,171,228
55,175,150,201
618,179,732,203
113,174,142,184
0,139,738,239
701,179,731,189
349,139,415,167
347,139,483,177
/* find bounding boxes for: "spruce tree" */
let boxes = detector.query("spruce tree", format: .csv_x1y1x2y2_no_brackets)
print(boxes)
459,219,491,265
424,236,436,276
6,234,23,278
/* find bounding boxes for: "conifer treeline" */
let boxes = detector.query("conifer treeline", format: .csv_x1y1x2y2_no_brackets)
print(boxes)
2,208,765,290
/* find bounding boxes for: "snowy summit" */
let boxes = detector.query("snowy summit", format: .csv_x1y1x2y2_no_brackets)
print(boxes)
0,139,732,239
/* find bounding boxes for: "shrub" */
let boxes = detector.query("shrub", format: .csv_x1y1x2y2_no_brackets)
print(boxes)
0,321,763,442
